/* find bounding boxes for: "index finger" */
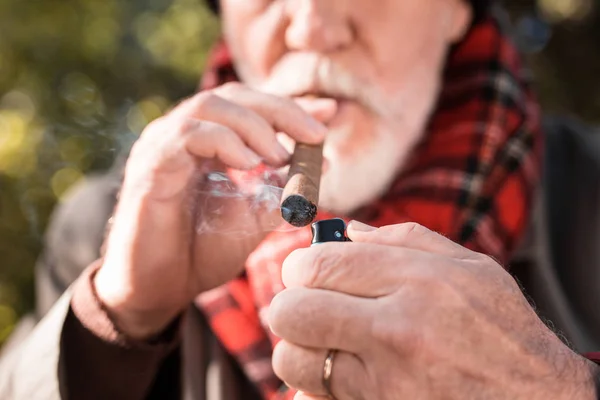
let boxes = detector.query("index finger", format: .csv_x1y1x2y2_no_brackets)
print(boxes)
347,221,478,260
214,83,328,144
282,242,443,297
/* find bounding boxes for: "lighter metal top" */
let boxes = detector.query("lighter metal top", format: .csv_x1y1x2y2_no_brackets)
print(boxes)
310,218,350,245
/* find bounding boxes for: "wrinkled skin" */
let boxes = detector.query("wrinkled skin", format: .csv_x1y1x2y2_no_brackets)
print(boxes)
269,222,598,400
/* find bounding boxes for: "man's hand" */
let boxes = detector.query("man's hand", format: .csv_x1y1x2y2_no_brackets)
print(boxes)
94,83,336,339
269,222,598,400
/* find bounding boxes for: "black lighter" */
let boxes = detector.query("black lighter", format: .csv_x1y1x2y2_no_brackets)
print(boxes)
310,218,351,246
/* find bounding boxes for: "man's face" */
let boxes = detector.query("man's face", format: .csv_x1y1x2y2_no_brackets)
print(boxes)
221,0,471,214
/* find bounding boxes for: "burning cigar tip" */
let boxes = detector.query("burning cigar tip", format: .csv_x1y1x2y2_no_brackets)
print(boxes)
281,195,318,227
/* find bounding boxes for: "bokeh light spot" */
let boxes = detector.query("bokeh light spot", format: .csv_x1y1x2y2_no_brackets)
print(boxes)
127,96,169,134
538,0,594,22
0,109,42,177
83,16,122,61
0,304,16,344
59,72,105,117
1,90,36,122
51,167,83,200
60,136,91,167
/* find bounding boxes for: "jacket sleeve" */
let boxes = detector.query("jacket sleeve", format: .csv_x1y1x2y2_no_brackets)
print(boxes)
0,263,182,400
0,168,182,399
0,287,72,399
35,173,120,319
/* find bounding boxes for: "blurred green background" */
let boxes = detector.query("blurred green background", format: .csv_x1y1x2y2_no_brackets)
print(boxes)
0,0,598,345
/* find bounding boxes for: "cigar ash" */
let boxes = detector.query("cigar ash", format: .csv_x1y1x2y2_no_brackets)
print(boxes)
281,194,318,227
280,142,323,227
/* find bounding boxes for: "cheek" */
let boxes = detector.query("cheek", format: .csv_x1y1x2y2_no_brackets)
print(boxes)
355,3,448,95
222,2,286,83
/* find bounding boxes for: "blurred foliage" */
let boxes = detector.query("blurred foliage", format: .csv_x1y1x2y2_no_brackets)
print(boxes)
0,0,219,345
0,0,599,347
507,0,600,121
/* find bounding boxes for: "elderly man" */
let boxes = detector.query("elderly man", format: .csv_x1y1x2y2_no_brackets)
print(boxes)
0,0,548,399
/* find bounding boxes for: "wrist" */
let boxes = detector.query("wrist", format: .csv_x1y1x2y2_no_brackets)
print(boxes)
93,267,184,340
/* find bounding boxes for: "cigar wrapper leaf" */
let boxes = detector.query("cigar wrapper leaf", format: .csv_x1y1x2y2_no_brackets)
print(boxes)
280,142,323,227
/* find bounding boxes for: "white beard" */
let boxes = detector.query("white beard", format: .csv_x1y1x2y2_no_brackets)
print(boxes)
318,82,441,216
249,42,447,217
319,122,415,216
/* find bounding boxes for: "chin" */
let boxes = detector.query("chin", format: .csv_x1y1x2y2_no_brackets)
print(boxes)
316,91,434,215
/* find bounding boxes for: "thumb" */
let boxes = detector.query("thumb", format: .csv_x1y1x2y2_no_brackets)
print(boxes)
347,221,477,259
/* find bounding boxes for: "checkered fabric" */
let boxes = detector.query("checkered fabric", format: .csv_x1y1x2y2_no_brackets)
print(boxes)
196,15,542,400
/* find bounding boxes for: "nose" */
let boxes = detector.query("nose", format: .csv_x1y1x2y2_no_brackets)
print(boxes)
284,0,354,53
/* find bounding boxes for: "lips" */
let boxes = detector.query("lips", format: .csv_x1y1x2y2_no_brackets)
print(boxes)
294,91,352,104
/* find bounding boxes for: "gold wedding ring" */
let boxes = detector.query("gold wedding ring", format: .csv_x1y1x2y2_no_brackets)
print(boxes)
322,349,337,399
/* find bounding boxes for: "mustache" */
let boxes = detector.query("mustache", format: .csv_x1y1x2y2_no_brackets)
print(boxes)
257,53,393,117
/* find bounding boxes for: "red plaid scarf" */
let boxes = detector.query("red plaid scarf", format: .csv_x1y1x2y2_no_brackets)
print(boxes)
197,15,542,400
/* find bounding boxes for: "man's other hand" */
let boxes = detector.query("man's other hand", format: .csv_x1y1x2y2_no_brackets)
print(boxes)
270,222,598,400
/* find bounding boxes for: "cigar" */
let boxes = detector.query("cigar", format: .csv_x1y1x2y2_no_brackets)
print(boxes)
280,142,323,227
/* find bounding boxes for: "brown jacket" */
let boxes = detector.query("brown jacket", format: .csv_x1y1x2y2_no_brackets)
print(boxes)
0,169,263,400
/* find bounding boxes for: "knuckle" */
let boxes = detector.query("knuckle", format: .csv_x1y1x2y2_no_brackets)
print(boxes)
467,252,509,278
175,118,198,135
377,222,430,245
192,91,221,113
478,252,502,268
397,222,429,240
306,245,341,288
475,253,521,291
133,118,176,155
160,118,200,146
215,81,245,97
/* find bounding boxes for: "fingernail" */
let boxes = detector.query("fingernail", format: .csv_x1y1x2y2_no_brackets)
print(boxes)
275,142,291,162
308,119,328,138
349,220,377,232
245,148,262,166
